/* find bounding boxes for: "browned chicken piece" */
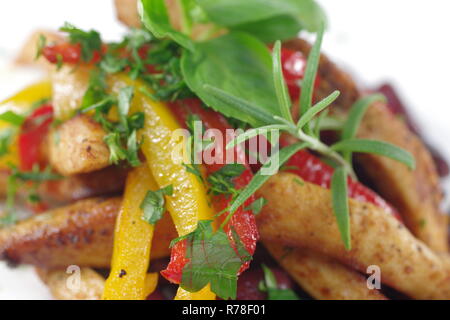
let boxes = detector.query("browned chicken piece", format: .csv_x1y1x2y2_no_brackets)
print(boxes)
15,30,63,69
264,243,387,300
39,166,128,205
257,173,450,300
285,39,448,253
114,0,141,28
51,65,92,120
48,115,110,176
0,197,177,269
0,167,127,207
36,267,105,300
0,197,120,268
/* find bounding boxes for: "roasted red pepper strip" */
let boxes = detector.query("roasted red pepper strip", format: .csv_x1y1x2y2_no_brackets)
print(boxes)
43,42,103,65
277,47,321,102
161,99,259,284
18,104,54,171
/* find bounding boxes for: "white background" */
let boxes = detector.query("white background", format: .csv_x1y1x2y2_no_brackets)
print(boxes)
0,0,449,299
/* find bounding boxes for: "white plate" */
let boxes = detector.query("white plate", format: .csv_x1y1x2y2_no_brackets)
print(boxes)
0,0,449,299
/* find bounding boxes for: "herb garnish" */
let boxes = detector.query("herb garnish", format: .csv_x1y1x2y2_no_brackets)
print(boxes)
258,264,299,300
59,22,102,62
207,164,245,197
173,220,251,300
0,165,62,226
140,184,173,225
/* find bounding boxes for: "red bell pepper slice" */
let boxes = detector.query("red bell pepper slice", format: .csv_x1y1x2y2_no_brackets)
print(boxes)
161,99,259,284
43,42,103,65
18,104,54,171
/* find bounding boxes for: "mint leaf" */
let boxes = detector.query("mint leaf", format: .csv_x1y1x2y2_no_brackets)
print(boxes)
140,185,173,225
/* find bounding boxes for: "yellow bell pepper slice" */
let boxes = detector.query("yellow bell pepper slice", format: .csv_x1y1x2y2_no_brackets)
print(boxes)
109,75,216,300
0,81,52,168
103,166,159,300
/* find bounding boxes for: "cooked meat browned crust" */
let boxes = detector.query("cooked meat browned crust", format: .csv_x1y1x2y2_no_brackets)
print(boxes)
264,243,387,300
39,166,128,204
257,173,450,300
285,39,448,253
0,196,176,269
114,0,141,28
0,167,127,206
0,197,121,268
48,115,110,176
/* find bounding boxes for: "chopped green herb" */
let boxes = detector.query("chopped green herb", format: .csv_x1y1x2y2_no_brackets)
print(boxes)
179,220,251,300
0,111,25,126
140,185,173,225
207,164,245,196
244,197,267,215
259,264,300,300
59,22,102,62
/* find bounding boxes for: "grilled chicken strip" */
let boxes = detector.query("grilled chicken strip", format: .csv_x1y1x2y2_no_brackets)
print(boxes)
48,115,110,176
0,197,176,268
257,173,450,300
284,38,448,253
264,243,387,300
0,166,127,207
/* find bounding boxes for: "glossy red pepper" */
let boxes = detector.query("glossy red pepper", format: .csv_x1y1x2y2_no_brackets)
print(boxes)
43,42,103,65
276,47,321,102
18,104,54,171
161,99,259,285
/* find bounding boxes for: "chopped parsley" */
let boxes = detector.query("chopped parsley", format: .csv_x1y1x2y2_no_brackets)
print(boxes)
175,220,251,300
140,185,173,225
59,22,102,62
207,164,245,196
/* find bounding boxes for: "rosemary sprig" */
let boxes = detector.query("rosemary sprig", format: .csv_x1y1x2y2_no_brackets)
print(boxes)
208,26,415,250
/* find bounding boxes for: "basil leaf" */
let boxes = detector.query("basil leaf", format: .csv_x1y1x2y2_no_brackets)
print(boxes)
139,0,194,51
232,15,302,43
182,32,280,127
140,185,173,225
331,139,416,170
331,167,351,250
196,0,327,33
